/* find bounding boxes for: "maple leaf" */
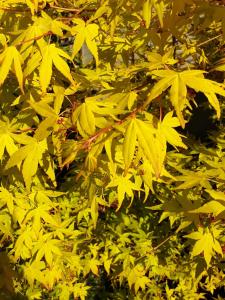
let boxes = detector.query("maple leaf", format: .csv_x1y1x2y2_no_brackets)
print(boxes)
185,226,223,266
71,19,99,65
39,44,74,92
33,236,62,267
0,46,24,92
107,175,141,210
5,138,53,190
0,119,18,160
135,118,166,178
158,112,187,149
23,260,45,287
142,0,165,28
147,70,225,127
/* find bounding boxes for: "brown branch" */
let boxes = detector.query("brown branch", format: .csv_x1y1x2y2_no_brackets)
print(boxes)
14,31,52,47
81,107,140,151
197,34,222,48
50,5,82,13
153,235,173,251
159,101,163,122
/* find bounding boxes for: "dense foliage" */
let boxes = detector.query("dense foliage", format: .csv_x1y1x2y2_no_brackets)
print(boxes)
0,0,225,299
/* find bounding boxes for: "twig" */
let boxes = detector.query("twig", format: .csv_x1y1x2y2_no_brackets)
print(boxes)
81,107,140,151
153,235,173,251
197,34,222,48
159,97,163,122
14,31,52,47
50,5,81,13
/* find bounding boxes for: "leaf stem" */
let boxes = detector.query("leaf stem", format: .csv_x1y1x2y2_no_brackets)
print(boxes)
197,34,222,48
81,107,140,150
50,5,81,13
153,235,173,251
14,31,52,47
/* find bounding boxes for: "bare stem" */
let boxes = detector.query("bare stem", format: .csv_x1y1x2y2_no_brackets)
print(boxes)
197,34,222,48
50,5,81,13
153,235,173,251
14,31,52,47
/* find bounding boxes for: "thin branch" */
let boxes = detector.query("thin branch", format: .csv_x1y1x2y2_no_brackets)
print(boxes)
197,34,222,48
153,235,173,251
14,31,52,47
159,98,163,122
50,5,81,13
81,107,140,151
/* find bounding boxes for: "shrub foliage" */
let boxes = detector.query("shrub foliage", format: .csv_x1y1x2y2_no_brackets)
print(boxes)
0,0,225,299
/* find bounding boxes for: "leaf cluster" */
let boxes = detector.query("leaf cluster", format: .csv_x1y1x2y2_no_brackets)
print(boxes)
0,0,225,299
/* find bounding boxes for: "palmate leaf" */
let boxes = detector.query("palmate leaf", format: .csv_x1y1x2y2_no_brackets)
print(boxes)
71,19,99,65
135,118,166,178
30,100,59,141
147,50,177,70
175,171,212,190
0,121,18,160
123,117,167,177
23,204,59,236
147,70,225,127
12,12,68,54
72,98,124,137
73,283,91,300
33,237,62,267
14,227,36,261
107,175,141,211
23,260,45,288
5,138,52,190
142,0,165,29
123,114,186,178
39,44,74,92
158,112,187,149
185,226,223,267
0,46,24,92
127,264,150,294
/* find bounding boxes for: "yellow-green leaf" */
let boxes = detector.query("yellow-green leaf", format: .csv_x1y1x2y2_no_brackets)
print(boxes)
123,119,137,170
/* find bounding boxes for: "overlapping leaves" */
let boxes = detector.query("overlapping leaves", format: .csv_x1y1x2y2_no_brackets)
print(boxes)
147,70,225,127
